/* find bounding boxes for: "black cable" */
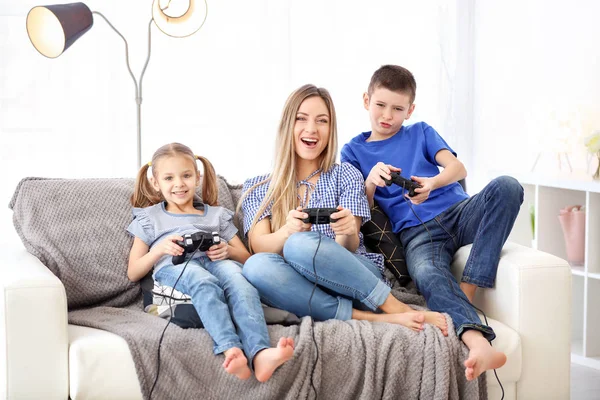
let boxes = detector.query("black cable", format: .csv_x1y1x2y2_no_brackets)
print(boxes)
401,191,504,399
307,210,322,399
149,237,204,400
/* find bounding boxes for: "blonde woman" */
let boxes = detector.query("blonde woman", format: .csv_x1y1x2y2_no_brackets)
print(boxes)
241,84,447,334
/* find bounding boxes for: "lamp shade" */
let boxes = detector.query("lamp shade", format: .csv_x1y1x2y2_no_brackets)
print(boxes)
26,2,93,58
152,0,207,38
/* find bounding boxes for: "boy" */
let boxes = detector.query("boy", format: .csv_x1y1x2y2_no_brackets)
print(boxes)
340,64,523,381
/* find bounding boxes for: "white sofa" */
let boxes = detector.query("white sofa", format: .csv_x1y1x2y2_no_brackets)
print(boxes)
1,239,571,400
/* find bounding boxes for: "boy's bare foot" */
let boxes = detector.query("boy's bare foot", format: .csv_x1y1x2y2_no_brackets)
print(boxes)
460,282,477,303
462,330,507,381
253,337,295,383
223,347,251,380
424,311,448,336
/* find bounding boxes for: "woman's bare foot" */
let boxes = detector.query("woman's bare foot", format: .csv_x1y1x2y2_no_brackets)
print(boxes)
424,311,448,336
253,337,295,383
223,347,251,380
353,309,425,332
462,330,507,381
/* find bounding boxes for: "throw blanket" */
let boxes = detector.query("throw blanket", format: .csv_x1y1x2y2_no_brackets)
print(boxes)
10,177,486,400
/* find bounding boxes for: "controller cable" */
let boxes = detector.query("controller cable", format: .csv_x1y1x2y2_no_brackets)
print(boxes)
149,237,205,399
400,190,504,399
307,209,322,399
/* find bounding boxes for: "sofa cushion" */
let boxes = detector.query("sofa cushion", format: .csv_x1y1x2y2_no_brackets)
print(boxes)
8,176,236,309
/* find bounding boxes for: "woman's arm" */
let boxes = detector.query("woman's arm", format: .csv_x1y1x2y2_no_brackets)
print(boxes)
248,208,310,254
331,210,361,253
127,235,183,282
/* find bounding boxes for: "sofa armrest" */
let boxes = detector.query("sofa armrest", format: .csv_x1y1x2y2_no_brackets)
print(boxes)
452,242,571,400
0,246,69,400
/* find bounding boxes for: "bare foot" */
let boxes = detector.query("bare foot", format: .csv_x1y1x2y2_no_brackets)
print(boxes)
254,337,295,383
462,331,506,381
380,311,425,332
223,347,251,380
424,311,448,336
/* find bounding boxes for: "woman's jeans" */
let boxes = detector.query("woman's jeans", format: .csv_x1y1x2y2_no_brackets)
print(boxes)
154,257,270,367
242,231,391,321
398,176,523,341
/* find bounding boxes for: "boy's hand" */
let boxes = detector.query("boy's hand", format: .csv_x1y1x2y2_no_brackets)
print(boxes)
330,207,357,236
366,162,401,189
408,176,434,204
285,207,312,236
206,240,229,261
150,234,184,257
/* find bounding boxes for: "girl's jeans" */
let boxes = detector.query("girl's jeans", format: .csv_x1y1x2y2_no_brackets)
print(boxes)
398,176,523,341
154,257,270,367
242,231,391,321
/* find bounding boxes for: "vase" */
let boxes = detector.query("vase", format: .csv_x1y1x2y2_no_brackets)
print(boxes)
594,152,600,180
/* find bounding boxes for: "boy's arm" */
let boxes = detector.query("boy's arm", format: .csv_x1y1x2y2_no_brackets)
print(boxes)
430,149,467,190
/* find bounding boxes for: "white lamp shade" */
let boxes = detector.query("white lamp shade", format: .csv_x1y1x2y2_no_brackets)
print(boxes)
152,0,207,38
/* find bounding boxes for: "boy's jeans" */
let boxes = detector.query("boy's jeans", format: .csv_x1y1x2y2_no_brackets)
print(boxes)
243,231,391,321
398,176,523,341
154,257,270,367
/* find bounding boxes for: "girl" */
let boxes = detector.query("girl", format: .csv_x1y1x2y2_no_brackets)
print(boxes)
241,85,448,334
127,143,294,382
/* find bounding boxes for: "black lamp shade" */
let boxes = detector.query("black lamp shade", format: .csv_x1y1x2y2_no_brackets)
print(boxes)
26,3,93,58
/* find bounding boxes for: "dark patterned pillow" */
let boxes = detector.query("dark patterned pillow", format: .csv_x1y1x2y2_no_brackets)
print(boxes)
361,201,411,287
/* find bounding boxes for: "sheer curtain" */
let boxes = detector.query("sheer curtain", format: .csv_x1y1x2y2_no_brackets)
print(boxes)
0,0,469,243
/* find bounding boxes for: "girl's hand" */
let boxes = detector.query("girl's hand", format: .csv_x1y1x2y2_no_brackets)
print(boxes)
206,240,229,261
285,207,312,236
150,234,184,257
366,162,401,189
330,207,357,236
408,176,434,204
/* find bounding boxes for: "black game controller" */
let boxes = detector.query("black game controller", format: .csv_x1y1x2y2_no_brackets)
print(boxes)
172,231,221,265
301,208,339,224
382,172,422,197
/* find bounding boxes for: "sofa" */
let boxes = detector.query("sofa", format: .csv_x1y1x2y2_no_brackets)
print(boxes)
1,176,571,400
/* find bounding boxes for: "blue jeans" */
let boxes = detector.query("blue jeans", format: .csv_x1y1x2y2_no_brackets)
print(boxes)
154,257,270,367
242,231,391,321
398,176,523,341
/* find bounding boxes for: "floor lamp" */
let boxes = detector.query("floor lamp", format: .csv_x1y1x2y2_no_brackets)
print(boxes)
25,1,208,169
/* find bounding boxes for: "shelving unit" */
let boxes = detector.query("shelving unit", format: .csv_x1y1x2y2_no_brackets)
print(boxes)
502,171,600,370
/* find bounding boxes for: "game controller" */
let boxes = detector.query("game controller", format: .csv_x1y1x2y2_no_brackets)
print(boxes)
382,172,422,197
172,231,221,265
301,208,339,224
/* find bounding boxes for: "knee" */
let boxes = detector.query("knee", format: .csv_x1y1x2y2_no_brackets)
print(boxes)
283,231,318,259
493,176,524,209
186,270,220,292
242,253,274,287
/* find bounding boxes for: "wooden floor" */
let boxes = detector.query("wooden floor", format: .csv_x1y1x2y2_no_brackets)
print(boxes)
571,363,600,400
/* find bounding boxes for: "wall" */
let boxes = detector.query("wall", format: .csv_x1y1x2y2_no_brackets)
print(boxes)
0,0,468,245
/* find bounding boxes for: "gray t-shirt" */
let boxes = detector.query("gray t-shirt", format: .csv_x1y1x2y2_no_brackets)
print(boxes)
126,202,238,273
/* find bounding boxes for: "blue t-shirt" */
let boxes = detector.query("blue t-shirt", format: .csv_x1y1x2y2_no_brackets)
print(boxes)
340,121,468,233
241,163,386,280
126,202,238,274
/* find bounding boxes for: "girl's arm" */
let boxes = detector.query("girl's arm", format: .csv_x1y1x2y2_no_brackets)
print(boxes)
248,208,310,254
127,235,183,282
223,236,251,263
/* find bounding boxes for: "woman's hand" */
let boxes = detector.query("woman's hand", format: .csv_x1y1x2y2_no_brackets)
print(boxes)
284,207,312,236
206,240,229,261
149,234,184,257
330,206,357,236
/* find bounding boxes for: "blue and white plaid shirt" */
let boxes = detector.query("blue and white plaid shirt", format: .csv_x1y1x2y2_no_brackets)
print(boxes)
241,162,387,283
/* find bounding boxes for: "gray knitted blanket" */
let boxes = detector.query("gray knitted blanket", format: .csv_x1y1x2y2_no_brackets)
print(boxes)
10,177,486,400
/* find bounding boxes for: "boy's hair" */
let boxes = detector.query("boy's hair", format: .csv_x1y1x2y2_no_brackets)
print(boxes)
131,142,218,208
367,65,417,104
241,84,338,250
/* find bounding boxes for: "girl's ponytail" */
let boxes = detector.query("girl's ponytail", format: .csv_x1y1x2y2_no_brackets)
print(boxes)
131,162,161,208
196,155,218,206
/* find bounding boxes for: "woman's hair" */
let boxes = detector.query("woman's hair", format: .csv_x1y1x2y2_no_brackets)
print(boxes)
242,84,338,248
131,142,218,208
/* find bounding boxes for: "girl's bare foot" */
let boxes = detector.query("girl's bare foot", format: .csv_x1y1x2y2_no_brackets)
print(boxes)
223,347,251,380
254,337,295,383
424,311,448,336
462,330,507,381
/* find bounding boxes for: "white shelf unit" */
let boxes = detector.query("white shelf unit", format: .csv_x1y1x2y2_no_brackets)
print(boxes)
503,171,600,370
